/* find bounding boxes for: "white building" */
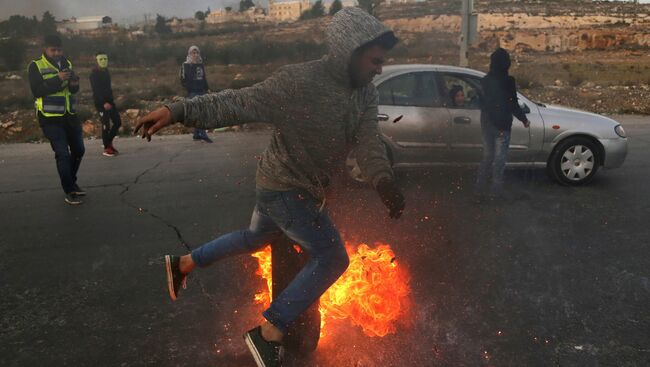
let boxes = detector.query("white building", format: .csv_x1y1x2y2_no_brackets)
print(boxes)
57,16,113,33
268,0,311,22
206,7,267,24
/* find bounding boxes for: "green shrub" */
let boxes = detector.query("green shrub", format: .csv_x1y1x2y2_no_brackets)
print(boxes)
0,38,28,70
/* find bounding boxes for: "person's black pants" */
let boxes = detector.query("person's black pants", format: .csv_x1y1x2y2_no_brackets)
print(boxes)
99,108,122,147
39,115,85,194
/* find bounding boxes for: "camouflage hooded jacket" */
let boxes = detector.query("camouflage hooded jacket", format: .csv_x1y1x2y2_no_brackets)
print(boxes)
168,8,395,199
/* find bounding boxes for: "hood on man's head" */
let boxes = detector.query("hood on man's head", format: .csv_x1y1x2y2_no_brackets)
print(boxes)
325,7,396,73
489,47,511,74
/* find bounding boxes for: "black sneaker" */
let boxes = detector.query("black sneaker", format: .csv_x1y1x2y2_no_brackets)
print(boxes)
164,255,187,301
244,326,284,367
64,193,83,205
71,184,86,196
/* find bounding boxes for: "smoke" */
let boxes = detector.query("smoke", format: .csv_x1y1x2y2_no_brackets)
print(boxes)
0,0,240,24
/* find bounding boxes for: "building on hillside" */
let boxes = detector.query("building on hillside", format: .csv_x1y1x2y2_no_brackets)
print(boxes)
268,0,311,22
57,16,113,33
206,6,267,23
383,0,418,4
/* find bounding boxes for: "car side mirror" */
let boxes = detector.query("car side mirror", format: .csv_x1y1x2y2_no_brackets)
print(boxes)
521,103,531,114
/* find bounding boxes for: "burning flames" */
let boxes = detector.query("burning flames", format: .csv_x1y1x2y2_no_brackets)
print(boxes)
252,242,411,339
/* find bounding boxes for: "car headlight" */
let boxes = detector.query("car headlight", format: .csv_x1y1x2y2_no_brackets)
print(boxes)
615,125,626,138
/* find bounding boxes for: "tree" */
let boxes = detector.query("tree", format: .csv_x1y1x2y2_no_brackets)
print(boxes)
0,15,40,37
154,14,172,34
40,11,57,35
195,11,206,21
300,0,325,20
239,0,255,12
329,0,343,15
358,0,382,15
311,1,325,17
0,38,27,70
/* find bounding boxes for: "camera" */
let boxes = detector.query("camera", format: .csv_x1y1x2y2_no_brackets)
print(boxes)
62,68,80,82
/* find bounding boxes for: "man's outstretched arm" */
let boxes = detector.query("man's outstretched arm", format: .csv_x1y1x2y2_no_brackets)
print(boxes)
354,87,405,219
354,88,394,187
135,68,293,140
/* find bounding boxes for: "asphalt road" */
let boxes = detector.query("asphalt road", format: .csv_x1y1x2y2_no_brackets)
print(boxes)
1,116,648,367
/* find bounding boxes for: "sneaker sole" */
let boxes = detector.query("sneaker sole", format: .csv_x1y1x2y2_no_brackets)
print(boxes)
244,332,266,367
64,198,83,205
164,255,177,301
102,153,115,157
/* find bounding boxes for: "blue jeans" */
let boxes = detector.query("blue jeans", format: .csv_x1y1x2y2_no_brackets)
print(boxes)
191,188,349,334
39,116,85,194
475,121,511,195
188,92,207,139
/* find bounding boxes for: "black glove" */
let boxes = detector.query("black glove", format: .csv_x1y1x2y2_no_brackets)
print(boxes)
377,178,405,219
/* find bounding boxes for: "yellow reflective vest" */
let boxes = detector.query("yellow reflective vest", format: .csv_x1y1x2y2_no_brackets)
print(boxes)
32,55,77,117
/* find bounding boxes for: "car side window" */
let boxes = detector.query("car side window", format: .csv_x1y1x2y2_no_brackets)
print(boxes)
378,72,441,107
439,74,482,110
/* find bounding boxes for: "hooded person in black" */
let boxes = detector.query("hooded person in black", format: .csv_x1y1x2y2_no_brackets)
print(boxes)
475,48,530,197
90,52,122,156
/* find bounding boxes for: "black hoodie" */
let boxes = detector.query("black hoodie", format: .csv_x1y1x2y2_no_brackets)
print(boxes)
480,48,527,131
89,67,115,112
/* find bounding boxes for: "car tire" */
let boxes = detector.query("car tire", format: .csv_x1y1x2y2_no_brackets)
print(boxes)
547,137,600,186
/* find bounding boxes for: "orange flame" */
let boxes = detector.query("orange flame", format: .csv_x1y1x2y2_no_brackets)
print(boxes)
252,242,410,339
251,247,273,306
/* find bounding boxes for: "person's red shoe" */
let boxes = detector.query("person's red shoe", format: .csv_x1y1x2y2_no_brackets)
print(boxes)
102,146,115,157
109,144,119,154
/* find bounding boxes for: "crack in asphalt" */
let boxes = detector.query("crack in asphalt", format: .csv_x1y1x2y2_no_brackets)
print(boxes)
119,149,191,252
117,148,219,303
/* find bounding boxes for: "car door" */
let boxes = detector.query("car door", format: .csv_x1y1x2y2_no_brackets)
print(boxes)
438,72,531,163
376,71,452,165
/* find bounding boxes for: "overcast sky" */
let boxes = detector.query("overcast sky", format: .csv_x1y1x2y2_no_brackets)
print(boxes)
0,0,247,24
1,0,649,24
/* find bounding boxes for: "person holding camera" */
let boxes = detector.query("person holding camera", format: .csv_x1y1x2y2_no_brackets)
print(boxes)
28,34,86,205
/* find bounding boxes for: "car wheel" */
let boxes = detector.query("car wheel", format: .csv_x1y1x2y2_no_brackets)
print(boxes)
548,137,600,185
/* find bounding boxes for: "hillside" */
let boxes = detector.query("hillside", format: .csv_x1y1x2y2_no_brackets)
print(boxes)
1,0,649,143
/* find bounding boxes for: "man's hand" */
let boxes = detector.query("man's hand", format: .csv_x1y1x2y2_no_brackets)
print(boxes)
523,119,531,128
58,70,71,81
103,102,112,111
376,178,405,219
134,107,174,141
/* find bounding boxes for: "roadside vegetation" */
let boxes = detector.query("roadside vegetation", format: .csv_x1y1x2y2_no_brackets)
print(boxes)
1,5,649,143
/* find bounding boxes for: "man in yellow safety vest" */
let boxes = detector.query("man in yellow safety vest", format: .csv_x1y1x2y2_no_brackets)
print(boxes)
28,34,85,205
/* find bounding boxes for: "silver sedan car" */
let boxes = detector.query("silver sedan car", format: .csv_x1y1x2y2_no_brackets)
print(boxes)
348,64,628,185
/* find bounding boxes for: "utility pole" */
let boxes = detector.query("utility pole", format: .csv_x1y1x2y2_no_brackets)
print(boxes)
459,0,478,67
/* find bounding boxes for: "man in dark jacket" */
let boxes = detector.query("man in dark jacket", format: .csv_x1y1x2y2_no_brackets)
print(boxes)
28,34,85,205
135,8,405,367
475,48,530,198
90,52,122,156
